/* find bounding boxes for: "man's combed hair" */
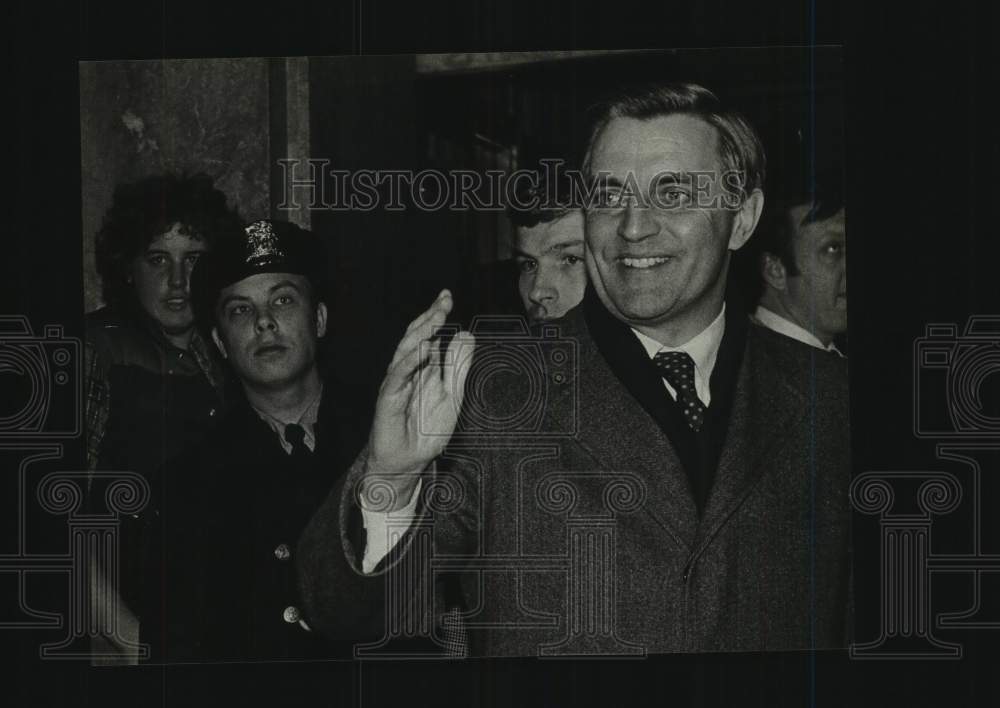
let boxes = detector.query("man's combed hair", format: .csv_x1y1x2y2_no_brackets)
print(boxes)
583,82,766,204
94,173,243,312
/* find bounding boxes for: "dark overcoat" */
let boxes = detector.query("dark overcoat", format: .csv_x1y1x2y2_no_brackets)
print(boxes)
297,302,852,656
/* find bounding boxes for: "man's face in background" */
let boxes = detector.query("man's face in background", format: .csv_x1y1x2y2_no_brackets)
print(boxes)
130,222,207,346
781,205,847,344
513,210,587,323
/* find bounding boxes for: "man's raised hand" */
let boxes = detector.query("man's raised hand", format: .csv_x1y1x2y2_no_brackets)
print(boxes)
363,290,475,511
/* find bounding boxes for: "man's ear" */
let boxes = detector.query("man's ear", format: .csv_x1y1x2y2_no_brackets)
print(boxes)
761,252,788,291
210,327,228,359
315,302,328,338
728,188,764,251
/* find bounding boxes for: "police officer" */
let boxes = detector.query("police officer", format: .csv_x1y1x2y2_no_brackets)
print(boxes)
136,219,371,661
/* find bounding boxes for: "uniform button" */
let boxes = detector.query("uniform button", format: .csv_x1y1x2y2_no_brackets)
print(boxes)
282,606,301,624
209,408,217,417
274,543,291,561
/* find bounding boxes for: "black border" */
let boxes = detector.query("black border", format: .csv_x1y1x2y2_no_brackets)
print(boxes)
9,1,997,706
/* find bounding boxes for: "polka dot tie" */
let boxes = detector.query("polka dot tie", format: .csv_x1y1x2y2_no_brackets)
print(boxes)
652,351,707,432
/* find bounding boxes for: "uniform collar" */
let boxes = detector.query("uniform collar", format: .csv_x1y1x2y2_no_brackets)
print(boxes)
251,383,324,454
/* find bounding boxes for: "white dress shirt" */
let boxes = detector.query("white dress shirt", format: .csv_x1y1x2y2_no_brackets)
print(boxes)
360,477,423,573
630,303,726,407
753,305,844,357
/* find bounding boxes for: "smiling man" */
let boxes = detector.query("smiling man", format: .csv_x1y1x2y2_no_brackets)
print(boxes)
298,83,853,656
570,89,850,649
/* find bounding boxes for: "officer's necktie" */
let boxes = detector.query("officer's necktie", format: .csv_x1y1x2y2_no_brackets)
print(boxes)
284,423,311,458
652,351,707,432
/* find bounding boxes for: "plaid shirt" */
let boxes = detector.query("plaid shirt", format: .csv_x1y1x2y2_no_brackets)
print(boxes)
84,316,224,471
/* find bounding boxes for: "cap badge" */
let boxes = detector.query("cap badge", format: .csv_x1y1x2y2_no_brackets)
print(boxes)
244,220,285,266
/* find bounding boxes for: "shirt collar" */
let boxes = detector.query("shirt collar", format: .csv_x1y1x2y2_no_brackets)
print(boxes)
630,303,726,406
251,383,324,454
753,305,844,356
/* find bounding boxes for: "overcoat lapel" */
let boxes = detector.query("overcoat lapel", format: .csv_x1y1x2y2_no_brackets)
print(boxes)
543,299,809,555
560,306,699,549
693,328,807,555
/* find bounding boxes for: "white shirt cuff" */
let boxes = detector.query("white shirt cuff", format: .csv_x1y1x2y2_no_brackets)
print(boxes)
360,478,422,574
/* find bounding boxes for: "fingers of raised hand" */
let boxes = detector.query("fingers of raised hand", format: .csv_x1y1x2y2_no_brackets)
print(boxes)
391,290,453,366
404,289,452,335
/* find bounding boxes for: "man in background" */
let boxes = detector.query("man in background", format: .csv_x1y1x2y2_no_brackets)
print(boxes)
752,135,847,355
507,167,587,323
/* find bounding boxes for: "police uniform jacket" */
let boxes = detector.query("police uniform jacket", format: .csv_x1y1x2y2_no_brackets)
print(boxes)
137,380,368,662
